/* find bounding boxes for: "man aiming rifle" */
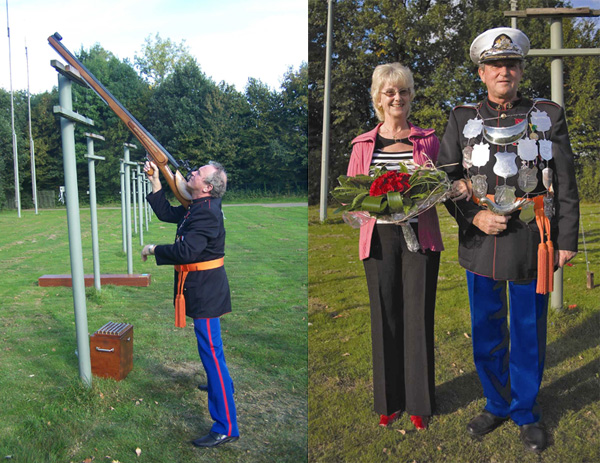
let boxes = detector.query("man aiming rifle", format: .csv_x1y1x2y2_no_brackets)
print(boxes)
142,160,239,448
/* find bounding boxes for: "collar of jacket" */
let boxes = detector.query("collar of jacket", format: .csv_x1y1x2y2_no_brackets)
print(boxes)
351,122,435,145
484,92,523,112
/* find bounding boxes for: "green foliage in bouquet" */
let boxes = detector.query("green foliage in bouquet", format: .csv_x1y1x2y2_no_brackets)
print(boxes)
330,165,451,219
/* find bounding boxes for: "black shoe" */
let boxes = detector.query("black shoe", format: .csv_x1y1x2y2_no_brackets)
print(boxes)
198,384,208,391
192,431,239,448
466,410,508,436
520,422,547,453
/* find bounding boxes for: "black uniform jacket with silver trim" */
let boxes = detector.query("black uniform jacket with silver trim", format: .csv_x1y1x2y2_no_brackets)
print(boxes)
437,95,579,280
147,189,231,318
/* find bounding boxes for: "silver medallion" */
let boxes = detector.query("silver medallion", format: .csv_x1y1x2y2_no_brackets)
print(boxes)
495,184,516,207
539,139,553,161
519,201,535,223
472,142,490,167
517,165,538,193
530,110,552,132
517,138,538,161
463,118,484,138
493,150,518,178
544,195,554,219
472,174,488,199
463,145,474,169
542,167,553,191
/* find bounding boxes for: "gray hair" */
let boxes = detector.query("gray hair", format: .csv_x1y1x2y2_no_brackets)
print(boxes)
206,161,227,198
370,63,415,122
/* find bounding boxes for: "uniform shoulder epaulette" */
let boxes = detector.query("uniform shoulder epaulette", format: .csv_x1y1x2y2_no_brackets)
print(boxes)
454,102,480,110
533,98,560,107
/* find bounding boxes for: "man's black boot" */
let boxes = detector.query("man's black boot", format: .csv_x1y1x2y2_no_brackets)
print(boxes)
520,422,547,453
466,410,508,436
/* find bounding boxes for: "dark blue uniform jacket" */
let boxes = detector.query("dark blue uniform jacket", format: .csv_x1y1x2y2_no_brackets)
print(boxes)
147,189,232,319
437,95,579,281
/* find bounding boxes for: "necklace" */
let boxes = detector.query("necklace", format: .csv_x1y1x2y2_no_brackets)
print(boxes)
380,124,409,143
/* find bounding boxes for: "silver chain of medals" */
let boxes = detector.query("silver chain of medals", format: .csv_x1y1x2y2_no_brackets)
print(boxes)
461,101,554,223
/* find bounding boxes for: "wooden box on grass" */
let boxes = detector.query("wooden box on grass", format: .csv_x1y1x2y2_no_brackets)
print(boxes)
90,322,133,381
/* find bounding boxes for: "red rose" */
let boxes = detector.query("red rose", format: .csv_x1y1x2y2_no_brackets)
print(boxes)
369,171,411,196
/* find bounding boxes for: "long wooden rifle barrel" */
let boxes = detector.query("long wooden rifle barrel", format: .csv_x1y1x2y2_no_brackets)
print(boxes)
48,32,192,208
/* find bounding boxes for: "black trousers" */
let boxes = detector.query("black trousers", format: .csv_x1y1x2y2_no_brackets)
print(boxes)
363,224,440,416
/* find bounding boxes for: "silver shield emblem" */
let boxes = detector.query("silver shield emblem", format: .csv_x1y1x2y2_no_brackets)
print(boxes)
493,151,518,178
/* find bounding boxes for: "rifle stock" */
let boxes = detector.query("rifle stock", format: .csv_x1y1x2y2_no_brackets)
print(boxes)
48,32,192,208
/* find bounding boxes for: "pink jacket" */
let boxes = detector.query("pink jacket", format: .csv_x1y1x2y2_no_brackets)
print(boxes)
347,122,445,260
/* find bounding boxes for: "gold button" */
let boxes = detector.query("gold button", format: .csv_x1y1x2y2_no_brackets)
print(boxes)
500,113,507,119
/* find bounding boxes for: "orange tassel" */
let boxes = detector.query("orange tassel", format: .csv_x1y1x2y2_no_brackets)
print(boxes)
175,294,187,328
537,243,548,294
547,241,554,293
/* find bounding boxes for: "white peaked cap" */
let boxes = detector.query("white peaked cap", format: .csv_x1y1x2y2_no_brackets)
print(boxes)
470,27,530,64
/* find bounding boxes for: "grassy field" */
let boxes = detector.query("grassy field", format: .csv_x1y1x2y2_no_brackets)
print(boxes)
308,203,599,462
0,202,307,462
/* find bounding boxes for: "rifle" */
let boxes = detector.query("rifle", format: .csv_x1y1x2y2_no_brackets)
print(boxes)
48,32,192,208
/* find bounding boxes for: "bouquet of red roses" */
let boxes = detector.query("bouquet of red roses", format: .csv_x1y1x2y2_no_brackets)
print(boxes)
330,164,451,223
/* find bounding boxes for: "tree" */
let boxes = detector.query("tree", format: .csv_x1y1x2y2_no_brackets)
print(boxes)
147,60,218,169
309,0,600,204
134,33,195,86
72,44,152,203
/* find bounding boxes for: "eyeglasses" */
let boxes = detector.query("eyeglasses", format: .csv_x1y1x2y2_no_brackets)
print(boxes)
381,88,410,98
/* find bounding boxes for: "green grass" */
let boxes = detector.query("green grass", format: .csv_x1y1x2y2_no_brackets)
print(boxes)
0,202,307,463
308,203,599,462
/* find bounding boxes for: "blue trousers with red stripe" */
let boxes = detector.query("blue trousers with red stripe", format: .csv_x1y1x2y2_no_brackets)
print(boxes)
193,318,239,437
466,271,548,425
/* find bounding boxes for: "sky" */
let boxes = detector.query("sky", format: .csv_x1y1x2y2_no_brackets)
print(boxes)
1,0,308,95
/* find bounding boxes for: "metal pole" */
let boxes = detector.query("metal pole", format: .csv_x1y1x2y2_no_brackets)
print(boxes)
550,18,564,312
86,134,105,292
26,44,38,214
120,160,126,253
57,73,92,387
319,0,334,222
144,177,150,230
132,170,138,234
137,164,144,245
6,0,21,217
123,146,133,274
510,0,518,28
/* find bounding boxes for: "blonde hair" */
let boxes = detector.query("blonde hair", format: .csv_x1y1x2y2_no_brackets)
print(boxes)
370,63,415,121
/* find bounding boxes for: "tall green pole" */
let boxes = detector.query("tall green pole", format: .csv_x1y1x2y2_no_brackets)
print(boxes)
123,145,134,274
57,73,92,387
319,0,334,222
144,177,150,230
132,170,138,235
549,18,564,311
120,160,126,253
137,164,144,245
85,133,105,292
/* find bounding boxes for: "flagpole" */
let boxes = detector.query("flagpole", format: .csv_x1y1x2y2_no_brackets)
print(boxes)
26,40,38,214
6,0,21,217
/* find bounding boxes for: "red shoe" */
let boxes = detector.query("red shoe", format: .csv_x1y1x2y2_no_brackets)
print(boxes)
410,415,429,430
379,412,399,427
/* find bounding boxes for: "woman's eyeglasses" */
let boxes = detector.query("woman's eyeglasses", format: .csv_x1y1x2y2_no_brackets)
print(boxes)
381,88,410,98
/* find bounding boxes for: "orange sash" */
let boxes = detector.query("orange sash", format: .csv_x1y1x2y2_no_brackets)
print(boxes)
174,258,224,327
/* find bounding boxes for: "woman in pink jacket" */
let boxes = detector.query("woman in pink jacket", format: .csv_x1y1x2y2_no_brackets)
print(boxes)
346,63,465,430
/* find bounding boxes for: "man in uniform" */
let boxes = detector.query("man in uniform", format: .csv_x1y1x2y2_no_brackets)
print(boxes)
437,27,579,453
142,160,239,448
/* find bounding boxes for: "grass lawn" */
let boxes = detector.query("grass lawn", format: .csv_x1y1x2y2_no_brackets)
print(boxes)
308,203,599,462
0,201,307,462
